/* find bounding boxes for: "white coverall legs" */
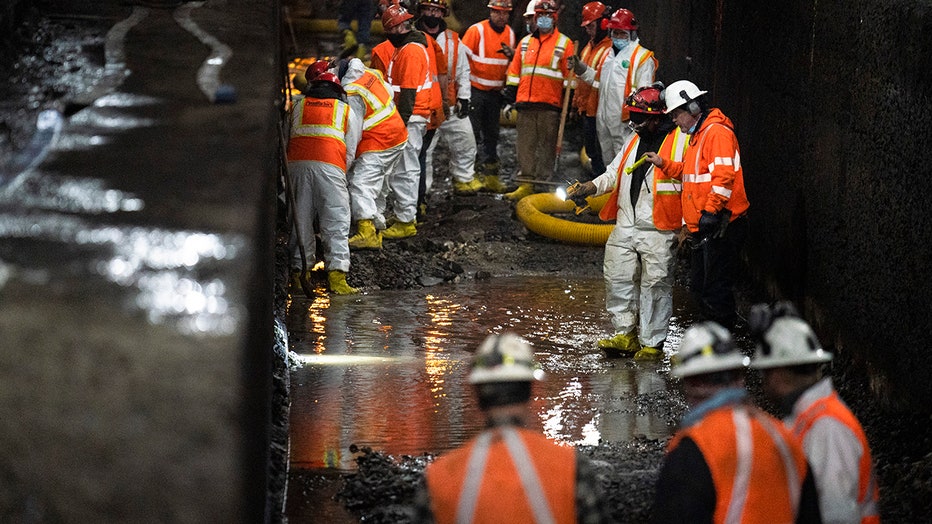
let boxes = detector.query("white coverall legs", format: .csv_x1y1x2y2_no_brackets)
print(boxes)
348,143,404,222
603,224,675,348
288,160,352,273
386,119,426,224
425,112,477,188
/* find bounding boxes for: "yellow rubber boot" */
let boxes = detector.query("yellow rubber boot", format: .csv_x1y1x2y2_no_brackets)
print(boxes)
504,183,534,201
453,177,484,194
481,174,508,193
634,346,664,361
382,220,416,239
597,332,639,357
348,219,382,250
328,270,359,295
341,29,357,51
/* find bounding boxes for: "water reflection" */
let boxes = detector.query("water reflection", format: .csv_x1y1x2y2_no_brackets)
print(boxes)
289,278,695,470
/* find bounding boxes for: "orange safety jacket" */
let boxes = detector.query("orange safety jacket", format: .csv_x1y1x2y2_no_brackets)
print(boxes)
462,19,515,92
600,127,687,230
658,108,750,232
286,96,349,170
425,426,577,524
437,28,463,105
387,38,433,120
506,31,574,108
792,390,881,524
572,36,612,117
670,404,809,524
344,69,408,154
426,34,448,130
370,40,394,77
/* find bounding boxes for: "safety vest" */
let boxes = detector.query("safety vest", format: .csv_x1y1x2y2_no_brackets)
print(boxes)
387,39,433,119
792,390,881,524
343,69,407,154
426,34,447,130
370,40,394,77
425,426,577,524
599,127,687,230
572,37,612,117
661,108,750,232
670,404,809,524
506,31,574,108
462,19,515,91
286,96,349,170
437,28,463,105
617,44,655,121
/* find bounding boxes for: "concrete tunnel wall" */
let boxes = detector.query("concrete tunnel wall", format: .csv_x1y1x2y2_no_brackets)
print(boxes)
515,0,932,407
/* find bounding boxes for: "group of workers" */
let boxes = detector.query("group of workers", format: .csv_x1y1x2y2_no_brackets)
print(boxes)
415,308,880,523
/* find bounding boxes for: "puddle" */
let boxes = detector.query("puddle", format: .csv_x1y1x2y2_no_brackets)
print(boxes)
287,276,698,471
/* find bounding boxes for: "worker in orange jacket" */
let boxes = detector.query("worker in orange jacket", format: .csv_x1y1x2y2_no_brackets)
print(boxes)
380,2,433,239
413,333,609,523
652,322,822,523
569,85,688,361
286,66,358,295
750,301,880,524
567,2,613,180
645,80,750,329
502,0,575,201
461,0,516,192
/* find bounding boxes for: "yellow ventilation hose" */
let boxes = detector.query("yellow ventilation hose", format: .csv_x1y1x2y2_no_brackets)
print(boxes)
515,193,613,246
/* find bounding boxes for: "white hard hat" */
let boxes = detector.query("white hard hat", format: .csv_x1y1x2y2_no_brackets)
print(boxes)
523,1,536,17
749,306,833,369
468,333,543,384
672,322,749,378
662,80,707,114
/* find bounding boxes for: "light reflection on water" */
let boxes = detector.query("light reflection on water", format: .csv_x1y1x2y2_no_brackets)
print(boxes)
288,277,695,470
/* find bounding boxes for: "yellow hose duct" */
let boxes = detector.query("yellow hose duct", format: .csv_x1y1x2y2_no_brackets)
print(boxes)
515,193,614,245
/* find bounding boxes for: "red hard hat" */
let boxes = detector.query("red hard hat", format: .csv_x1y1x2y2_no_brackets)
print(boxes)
382,3,413,30
580,2,606,27
534,1,558,14
418,0,448,13
605,8,638,31
487,0,513,11
305,60,330,82
626,85,665,114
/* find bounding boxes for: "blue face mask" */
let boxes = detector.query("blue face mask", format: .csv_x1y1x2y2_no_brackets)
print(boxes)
612,37,629,50
687,121,698,134
537,15,554,32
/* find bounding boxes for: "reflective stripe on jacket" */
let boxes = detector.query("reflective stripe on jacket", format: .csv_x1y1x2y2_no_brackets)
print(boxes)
387,39,433,120
671,404,809,523
462,20,515,91
659,108,750,232
425,426,577,524
287,97,349,170
791,380,880,524
599,127,687,230
506,31,574,108
344,69,407,153
572,37,612,117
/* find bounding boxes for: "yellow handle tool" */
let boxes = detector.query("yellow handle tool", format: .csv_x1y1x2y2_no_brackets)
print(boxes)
624,154,650,174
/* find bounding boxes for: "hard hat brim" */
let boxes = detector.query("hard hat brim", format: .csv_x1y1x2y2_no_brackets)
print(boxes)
749,350,833,369
671,353,749,379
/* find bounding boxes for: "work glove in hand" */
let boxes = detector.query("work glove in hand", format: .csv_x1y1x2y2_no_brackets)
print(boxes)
698,210,722,239
501,85,517,105
567,181,595,207
567,55,586,75
455,98,470,118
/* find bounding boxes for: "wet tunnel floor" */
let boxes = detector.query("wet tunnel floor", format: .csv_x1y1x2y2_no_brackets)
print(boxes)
285,276,701,520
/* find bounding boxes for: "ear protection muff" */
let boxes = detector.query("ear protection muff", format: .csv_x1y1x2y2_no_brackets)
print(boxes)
680,89,701,116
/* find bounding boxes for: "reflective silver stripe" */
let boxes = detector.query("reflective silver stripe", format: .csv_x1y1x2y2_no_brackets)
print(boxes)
758,413,802,517
725,408,753,524
712,185,733,198
345,84,394,129
683,173,712,183
714,155,734,167
292,125,343,140
519,65,564,81
456,430,494,524
470,74,505,88
470,54,510,66
387,43,433,92
501,427,557,524
655,181,680,193
548,35,570,70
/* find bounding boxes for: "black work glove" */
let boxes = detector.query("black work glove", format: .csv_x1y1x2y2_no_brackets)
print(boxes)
698,210,722,239
455,98,470,118
501,85,517,105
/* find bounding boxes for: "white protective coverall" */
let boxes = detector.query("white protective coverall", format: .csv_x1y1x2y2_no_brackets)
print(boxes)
288,158,353,273
424,29,477,189
590,128,687,347
583,39,655,166
342,58,406,226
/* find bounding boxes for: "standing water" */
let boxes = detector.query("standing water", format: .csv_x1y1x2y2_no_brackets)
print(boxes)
287,276,697,474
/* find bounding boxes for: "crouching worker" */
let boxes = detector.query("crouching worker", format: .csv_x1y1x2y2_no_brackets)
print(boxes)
286,63,358,295
414,333,608,523
651,322,822,523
